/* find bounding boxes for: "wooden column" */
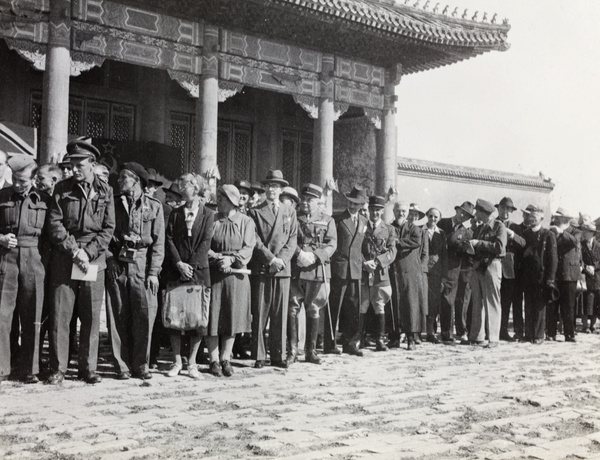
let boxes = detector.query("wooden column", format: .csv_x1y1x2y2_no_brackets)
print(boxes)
376,65,401,196
40,0,71,163
194,25,219,176
139,69,167,144
312,54,335,190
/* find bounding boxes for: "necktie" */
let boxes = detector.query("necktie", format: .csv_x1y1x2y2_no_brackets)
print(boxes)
272,202,278,216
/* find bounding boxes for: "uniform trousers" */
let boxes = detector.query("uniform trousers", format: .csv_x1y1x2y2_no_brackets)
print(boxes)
360,283,391,315
289,279,328,320
105,261,157,374
49,270,105,375
440,268,471,339
0,247,44,378
326,278,360,347
547,281,576,339
500,277,524,337
469,260,502,343
252,276,289,362
524,284,546,340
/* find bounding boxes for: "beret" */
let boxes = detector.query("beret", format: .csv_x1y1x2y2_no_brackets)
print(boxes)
121,162,149,188
7,155,36,174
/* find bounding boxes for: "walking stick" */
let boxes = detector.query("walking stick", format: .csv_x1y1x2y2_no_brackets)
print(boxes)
321,261,335,341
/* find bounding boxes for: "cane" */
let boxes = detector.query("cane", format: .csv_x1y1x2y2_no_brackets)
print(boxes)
321,261,335,341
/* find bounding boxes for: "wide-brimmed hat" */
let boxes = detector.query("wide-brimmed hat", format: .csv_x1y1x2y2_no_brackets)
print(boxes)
522,204,544,215
581,222,597,232
218,184,240,207
281,186,300,203
369,196,386,209
165,182,182,199
234,179,253,195
545,282,560,303
251,182,266,194
261,169,289,187
345,185,368,204
408,203,426,219
146,168,163,187
495,197,517,211
301,183,323,199
454,201,475,218
552,207,575,220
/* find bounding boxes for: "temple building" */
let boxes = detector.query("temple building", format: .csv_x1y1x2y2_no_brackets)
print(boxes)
0,0,518,199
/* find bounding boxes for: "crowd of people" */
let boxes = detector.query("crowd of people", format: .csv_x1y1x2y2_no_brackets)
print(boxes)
0,138,598,386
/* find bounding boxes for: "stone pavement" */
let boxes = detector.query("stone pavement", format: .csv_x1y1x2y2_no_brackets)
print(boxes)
2,333,600,460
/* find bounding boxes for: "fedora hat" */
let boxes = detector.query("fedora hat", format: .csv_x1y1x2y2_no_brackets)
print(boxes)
408,203,426,219
495,197,517,212
261,169,289,187
454,201,475,218
146,168,163,187
581,222,597,232
545,282,560,303
234,179,254,195
552,207,575,220
522,204,544,215
345,185,368,204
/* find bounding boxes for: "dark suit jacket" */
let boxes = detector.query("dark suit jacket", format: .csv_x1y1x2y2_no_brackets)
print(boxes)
582,238,600,291
331,210,368,280
438,217,472,277
555,225,581,282
164,203,214,286
498,220,526,279
426,227,447,279
248,200,298,278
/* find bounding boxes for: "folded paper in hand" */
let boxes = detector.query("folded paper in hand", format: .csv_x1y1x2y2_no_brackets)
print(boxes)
71,263,98,281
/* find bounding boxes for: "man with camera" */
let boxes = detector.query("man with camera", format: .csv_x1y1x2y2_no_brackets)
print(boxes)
106,163,165,380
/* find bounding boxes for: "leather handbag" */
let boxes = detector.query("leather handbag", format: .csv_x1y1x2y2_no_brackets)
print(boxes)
162,281,210,331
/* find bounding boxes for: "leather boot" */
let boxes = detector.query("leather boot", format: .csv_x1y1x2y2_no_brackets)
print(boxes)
375,314,388,352
344,313,364,357
305,317,322,365
286,313,298,367
426,316,440,343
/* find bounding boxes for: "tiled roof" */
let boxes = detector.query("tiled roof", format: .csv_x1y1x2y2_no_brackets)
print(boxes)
275,0,510,73
397,157,554,191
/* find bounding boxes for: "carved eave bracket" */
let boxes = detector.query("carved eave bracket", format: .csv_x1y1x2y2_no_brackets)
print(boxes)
6,40,105,76
218,81,243,102
333,102,349,121
168,70,199,98
364,108,382,130
293,95,319,119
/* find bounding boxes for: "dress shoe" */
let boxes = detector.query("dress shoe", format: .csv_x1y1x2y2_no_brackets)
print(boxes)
221,361,234,377
305,350,322,365
546,336,556,342
116,371,131,380
45,371,65,385
254,360,265,369
387,339,401,349
500,333,515,342
132,371,152,380
323,346,341,355
413,334,422,345
426,335,440,344
80,372,102,384
167,363,182,377
486,341,499,349
210,361,223,377
458,334,469,342
23,374,39,384
442,338,457,346
473,341,487,347
533,338,544,345
342,344,363,357
583,328,592,334
271,360,288,369
375,338,388,352
407,340,415,351
149,363,158,370
188,364,201,379
460,339,471,345
565,336,577,343
234,350,252,360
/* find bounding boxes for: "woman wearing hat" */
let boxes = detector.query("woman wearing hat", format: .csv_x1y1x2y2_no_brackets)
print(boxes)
581,222,600,333
206,185,256,377
163,173,214,378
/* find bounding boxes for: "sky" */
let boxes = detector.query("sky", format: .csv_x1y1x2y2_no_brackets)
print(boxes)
396,0,600,218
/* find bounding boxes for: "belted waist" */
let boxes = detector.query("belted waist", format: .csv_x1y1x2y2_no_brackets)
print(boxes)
16,236,40,247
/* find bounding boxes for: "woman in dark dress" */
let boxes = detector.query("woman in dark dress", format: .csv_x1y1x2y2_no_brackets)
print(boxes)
206,185,256,377
164,173,214,379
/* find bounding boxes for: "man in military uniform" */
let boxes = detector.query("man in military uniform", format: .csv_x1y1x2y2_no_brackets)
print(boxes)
287,183,337,366
360,196,396,351
106,163,164,380
327,185,368,356
46,139,115,384
248,170,298,368
467,199,507,348
0,156,50,383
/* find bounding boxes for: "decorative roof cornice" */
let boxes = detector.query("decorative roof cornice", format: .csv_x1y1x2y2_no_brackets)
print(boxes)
273,0,510,73
397,157,554,192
